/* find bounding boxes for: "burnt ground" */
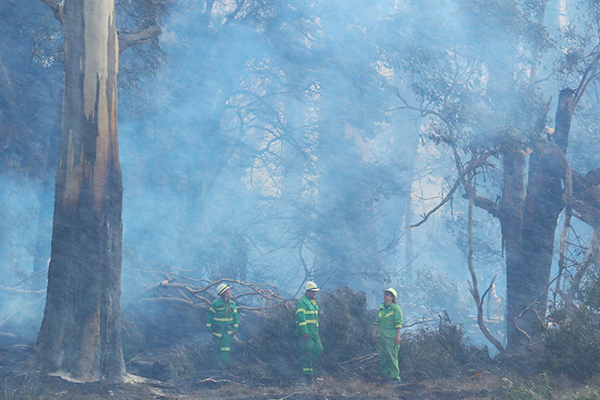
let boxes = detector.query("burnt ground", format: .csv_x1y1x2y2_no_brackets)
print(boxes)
0,370,493,400
1,367,599,400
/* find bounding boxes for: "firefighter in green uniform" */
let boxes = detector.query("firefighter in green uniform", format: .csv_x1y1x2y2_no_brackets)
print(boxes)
206,283,239,368
373,288,404,384
296,281,323,386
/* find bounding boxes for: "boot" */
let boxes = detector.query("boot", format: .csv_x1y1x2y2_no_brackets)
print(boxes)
305,374,313,386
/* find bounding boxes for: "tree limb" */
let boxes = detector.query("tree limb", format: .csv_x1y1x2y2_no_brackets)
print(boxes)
39,0,63,23
466,188,504,353
563,228,600,309
408,153,492,229
119,26,162,53
585,168,600,186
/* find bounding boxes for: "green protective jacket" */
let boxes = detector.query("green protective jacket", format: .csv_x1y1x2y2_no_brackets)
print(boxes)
295,295,319,336
206,298,239,337
375,302,404,338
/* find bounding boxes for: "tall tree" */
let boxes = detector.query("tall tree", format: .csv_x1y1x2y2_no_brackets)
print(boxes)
31,0,161,382
378,0,600,350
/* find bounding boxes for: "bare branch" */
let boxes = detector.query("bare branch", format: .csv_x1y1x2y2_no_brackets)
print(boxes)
119,26,162,53
39,0,63,23
466,189,504,353
408,153,492,229
563,228,600,309
585,168,600,186
471,194,501,218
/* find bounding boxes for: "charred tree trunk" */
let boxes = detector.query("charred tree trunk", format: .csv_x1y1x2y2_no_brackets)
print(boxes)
501,149,526,349
505,88,574,350
32,0,125,382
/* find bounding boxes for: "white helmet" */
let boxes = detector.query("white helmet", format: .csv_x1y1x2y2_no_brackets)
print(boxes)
384,288,397,299
305,281,319,292
217,283,231,296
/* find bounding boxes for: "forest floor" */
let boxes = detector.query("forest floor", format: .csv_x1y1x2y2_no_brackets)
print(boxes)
2,368,600,400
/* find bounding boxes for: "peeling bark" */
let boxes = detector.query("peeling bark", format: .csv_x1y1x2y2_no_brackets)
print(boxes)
32,0,125,382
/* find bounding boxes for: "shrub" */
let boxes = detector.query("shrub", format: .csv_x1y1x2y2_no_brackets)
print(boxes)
400,314,491,380
539,309,600,381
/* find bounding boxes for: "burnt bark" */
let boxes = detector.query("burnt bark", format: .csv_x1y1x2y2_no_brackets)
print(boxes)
31,0,125,382
505,88,574,350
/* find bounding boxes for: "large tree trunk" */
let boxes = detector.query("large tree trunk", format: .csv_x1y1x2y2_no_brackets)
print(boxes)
31,0,125,382
505,89,574,350
501,149,526,349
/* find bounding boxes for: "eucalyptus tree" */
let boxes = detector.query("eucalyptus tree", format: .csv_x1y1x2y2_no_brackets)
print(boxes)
378,0,600,351
31,0,165,382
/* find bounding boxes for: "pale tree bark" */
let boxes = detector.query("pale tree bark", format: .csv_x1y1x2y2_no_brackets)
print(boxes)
32,0,159,382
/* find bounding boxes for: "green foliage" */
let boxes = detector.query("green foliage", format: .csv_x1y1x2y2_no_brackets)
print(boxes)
399,315,490,379
238,301,300,381
319,288,374,371
116,0,169,90
30,19,63,68
565,388,600,400
539,309,600,381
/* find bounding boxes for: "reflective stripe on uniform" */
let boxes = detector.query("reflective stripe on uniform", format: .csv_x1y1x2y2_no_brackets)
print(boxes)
213,317,234,322
296,308,306,314
220,347,230,352
211,332,222,337
304,310,317,315
299,321,307,326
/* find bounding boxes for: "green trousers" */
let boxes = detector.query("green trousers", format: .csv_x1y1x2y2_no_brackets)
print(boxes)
378,336,400,382
212,331,234,368
299,333,323,376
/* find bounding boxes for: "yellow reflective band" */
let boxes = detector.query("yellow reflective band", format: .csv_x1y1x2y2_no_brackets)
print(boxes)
209,307,216,313
227,331,233,335
211,332,222,337
395,325,402,329
206,324,212,327
220,348,230,352
233,324,239,328
304,310,317,314
303,368,313,372
233,309,238,313
296,308,306,314
385,312,393,318
299,322,307,326
213,317,234,322
306,320,317,324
